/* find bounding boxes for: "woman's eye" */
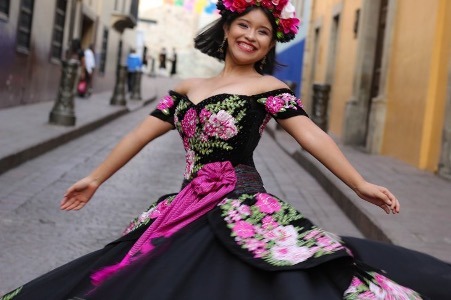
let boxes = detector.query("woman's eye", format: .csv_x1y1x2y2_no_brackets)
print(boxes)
258,30,269,35
238,23,248,28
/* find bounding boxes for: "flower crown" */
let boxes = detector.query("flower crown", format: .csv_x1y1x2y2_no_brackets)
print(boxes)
217,0,300,43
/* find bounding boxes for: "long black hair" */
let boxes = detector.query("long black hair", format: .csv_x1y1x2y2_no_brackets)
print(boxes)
194,6,281,75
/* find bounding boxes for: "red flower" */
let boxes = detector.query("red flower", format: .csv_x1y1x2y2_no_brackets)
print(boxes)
279,17,299,34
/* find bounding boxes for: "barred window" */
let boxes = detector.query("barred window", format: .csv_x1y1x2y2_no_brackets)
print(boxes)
16,0,35,53
50,0,67,61
99,27,109,74
0,0,10,21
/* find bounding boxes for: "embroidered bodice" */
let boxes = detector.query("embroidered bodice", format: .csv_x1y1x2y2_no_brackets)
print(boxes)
151,88,308,180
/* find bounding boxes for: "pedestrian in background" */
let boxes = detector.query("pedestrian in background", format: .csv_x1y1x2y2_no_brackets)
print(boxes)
158,47,167,76
2,1,450,299
84,44,96,96
169,47,177,77
126,48,142,93
69,39,88,97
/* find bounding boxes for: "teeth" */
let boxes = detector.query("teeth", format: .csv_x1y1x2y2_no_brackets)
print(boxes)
238,42,255,51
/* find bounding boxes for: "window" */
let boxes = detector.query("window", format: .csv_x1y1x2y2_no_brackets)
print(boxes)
50,0,67,61
16,0,35,53
0,0,10,21
99,27,109,73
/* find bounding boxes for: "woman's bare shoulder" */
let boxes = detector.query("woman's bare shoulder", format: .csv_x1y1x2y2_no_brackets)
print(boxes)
172,78,207,95
258,75,290,92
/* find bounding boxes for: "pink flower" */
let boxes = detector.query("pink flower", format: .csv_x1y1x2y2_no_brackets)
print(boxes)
245,238,266,251
204,110,238,140
238,204,251,216
149,200,170,218
264,96,285,115
374,274,417,298
181,108,198,138
156,95,174,114
255,193,281,213
271,225,298,246
304,229,320,240
233,220,255,238
262,215,278,230
259,114,272,135
184,149,195,179
199,108,212,123
271,245,313,264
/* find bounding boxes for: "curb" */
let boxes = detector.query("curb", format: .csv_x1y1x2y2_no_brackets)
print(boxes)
0,96,157,176
265,124,392,243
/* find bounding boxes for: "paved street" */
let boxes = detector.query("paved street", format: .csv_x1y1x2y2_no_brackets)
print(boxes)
0,92,363,294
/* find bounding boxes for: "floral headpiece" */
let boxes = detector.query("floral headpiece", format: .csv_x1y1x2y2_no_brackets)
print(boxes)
217,0,300,43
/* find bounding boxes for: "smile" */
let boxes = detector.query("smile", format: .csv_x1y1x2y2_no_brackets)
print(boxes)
237,42,257,52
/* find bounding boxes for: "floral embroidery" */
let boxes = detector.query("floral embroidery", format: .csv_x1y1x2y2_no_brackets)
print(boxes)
123,195,177,235
203,110,238,140
181,108,198,138
344,272,423,299
176,95,247,179
156,95,175,115
259,114,272,135
218,193,346,266
257,93,304,116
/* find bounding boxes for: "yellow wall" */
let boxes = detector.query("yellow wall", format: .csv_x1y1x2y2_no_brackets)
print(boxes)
382,0,451,171
328,0,360,136
301,0,360,136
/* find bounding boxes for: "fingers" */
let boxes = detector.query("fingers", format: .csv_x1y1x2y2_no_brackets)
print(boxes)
60,193,87,211
379,187,400,214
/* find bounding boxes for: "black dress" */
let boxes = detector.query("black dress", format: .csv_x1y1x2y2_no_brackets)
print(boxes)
2,89,451,300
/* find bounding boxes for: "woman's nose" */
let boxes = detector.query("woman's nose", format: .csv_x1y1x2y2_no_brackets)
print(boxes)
245,30,256,41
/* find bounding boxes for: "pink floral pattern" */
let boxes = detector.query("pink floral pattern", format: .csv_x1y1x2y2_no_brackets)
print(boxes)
181,108,198,138
156,95,175,115
258,93,304,116
218,193,347,266
203,110,238,140
344,272,423,299
122,195,177,235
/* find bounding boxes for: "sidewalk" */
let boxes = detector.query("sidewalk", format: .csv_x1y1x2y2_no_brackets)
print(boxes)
265,120,451,263
0,76,177,176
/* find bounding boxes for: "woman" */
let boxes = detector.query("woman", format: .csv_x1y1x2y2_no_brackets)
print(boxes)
2,1,450,299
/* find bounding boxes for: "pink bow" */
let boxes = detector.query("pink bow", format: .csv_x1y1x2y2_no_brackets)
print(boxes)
91,161,237,286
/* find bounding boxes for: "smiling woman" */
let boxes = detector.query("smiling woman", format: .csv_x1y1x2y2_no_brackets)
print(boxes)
2,1,451,300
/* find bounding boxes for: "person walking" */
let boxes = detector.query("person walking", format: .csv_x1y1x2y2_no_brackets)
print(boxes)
84,44,96,96
2,1,450,299
169,47,177,77
126,48,142,93
158,47,167,76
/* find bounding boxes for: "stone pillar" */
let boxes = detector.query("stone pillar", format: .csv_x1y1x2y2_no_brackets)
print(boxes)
130,71,142,101
110,65,127,106
311,83,331,132
49,59,79,126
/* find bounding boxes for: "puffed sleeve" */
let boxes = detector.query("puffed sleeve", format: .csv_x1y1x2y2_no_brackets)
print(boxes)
149,91,180,127
257,89,308,119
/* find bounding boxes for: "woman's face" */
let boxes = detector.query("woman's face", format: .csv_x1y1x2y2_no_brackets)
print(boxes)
224,8,275,66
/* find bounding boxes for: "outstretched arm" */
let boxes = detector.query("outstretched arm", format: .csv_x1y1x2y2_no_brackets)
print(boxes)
278,115,399,214
60,116,173,211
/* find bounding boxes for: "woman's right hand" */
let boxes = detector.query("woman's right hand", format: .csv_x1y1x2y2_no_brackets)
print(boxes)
60,176,100,211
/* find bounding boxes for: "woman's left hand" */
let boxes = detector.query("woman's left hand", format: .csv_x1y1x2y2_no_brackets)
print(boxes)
354,181,400,214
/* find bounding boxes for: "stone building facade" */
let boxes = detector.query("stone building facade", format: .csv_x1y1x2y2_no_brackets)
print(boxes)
301,0,451,177
0,0,140,109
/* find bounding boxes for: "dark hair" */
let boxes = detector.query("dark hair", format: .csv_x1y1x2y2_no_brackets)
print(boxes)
194,6,280,75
